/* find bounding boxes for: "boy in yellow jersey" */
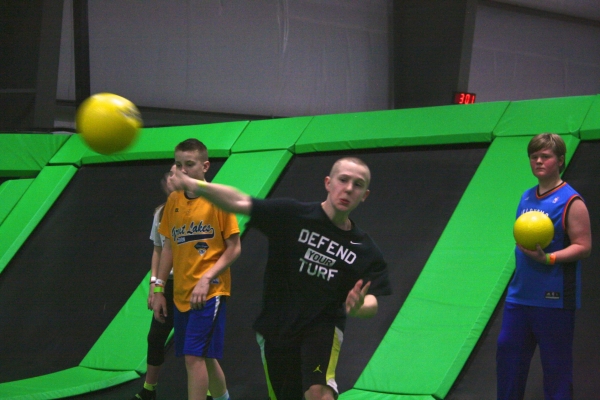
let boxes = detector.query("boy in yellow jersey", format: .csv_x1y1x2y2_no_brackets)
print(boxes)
153,139,240,400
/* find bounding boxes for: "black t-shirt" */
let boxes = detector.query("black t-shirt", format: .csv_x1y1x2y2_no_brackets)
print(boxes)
249,198,392,343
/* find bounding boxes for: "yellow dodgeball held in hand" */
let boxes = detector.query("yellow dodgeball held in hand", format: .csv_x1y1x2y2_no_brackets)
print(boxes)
513,211,554,251
76,93,142,155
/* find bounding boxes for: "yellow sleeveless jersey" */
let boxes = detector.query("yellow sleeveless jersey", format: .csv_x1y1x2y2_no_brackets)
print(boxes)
158,191,240,312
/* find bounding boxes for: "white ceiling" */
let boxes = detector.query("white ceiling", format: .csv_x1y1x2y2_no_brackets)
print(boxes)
492,0,600,21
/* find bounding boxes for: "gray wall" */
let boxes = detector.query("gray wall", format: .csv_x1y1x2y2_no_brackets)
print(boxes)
57,0,391,121
55,0,600,127
469,3,600,102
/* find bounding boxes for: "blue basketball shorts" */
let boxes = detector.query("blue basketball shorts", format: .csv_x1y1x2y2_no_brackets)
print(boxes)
173,295,227,359
496,302,575,400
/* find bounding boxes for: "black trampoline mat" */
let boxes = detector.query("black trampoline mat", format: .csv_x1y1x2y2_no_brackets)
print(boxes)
0,159,224,383
4,145,488,399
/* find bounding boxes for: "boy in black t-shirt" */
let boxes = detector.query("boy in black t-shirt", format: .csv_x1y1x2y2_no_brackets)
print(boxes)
166,157,392,400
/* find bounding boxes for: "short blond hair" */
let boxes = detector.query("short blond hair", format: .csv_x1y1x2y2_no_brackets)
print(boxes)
330,157,371,187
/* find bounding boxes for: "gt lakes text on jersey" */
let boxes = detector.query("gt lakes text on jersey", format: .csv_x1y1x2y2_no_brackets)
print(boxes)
298,229,357,281
172,221,215,244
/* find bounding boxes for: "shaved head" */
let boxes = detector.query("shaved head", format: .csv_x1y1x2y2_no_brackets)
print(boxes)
330,157,371,188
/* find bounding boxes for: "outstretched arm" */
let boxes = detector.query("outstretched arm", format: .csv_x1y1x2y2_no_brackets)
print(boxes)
166,165,253,215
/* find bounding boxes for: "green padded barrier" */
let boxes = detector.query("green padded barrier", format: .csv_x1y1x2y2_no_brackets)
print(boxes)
339,389,435,400
0,134,70,177
493,96,596,138
0,179,34,226
0,97,591,399
294,101,510,153
210,150,294,231
80,278,153,372
0,166,77,274
49,121,250,166
0,367,139,400
580,95,600,140
231,116,313,153
356,135,580,398
47,133,92,167
80,150,292,377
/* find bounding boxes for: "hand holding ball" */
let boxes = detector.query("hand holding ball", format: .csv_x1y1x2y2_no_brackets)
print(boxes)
76,93,142,155
513,211,554,251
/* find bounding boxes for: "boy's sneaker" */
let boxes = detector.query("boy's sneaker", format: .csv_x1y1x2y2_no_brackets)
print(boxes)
130,387,156,400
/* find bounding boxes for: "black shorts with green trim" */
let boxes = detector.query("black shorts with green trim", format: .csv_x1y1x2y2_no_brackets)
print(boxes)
257,323,343,399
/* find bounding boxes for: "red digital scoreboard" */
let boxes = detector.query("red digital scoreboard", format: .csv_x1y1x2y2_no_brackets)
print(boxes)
453,91,476,104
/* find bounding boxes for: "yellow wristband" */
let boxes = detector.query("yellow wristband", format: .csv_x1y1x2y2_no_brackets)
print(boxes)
153,286,164,293
197,180,207,188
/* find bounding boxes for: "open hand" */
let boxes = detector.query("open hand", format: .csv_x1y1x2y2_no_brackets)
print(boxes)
345,279,371,316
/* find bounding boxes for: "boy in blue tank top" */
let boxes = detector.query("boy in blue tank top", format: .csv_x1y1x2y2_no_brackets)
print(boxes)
496,133,592,400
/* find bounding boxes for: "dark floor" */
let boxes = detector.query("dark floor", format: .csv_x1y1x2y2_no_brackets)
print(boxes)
6,143,599,399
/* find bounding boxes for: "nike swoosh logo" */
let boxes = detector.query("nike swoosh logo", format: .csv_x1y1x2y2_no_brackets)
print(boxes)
350,241,361,245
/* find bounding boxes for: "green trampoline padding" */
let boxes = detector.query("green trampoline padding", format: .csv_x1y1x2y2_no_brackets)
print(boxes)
356,135,580,398
580,95,600,140
212,150,292,199
232,116,313,153
0,179,34,226
339,389,435,400
80,150,293,375
211,150,293,231
0,166,77,275
493,95,596,138
0,367,139,400
80,277,154,372
49,121,250,166
0,134,70,177
0,96,595,399
294,101,510,153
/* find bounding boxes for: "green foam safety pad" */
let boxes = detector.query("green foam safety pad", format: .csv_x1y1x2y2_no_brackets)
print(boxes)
339,389,435,400
49,121,250,166
580,95,600,140
0,96,594,399
80,277,153,371
0,179,34,226
0,367,139,400
231,116,313,153
493,96,596,138
294,101,510,153
210,150,293,231
0,166,77,274
0,134,70,177
80,150,292,374
212,150,292,198
356,135,579,398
